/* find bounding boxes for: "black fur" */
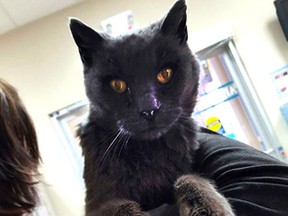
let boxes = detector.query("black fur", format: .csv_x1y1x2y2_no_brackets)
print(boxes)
70,0,200,214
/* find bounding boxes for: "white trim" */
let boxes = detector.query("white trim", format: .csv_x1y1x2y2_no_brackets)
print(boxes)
49,100,88,190
189,22,234,52
227,40,282,157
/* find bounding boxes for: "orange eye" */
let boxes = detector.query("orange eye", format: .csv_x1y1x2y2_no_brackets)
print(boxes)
157,68,173,84
110,79,127,93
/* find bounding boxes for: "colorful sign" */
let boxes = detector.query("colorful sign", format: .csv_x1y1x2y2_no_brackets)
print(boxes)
271,65,288,98
206,116,225,134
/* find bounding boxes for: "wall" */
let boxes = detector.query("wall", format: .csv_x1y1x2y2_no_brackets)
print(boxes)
0,0,287,215
186,0,288,154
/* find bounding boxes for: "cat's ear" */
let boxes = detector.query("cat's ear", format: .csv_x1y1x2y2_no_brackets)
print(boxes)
160,0,188,43
69,18,103,66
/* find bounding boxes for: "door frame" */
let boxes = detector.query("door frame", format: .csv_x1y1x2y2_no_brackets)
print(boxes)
195,38,281,159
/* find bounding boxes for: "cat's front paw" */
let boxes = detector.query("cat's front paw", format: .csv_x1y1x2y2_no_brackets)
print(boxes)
88,200,149,216
115,200,149,216
175,175,235,216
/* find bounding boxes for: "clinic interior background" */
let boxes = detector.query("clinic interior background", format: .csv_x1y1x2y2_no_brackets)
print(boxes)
0,0,288,215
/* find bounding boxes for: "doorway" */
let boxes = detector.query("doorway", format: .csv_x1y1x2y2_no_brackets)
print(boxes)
193,38,280,159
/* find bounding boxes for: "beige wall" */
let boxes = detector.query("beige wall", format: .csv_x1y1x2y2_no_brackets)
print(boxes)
0,0,288,215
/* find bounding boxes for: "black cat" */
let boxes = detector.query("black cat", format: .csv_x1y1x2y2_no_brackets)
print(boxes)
69,0,235,215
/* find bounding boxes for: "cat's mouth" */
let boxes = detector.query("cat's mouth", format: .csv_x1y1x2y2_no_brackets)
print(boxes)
119,123,168,140
118,115,179,141
139,125,169,140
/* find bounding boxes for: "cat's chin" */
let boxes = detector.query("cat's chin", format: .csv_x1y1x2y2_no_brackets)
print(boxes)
138,130,166,141
134,126,170,141
118,113,182,141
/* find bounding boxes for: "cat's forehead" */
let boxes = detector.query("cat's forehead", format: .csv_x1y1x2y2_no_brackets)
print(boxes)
112,33,154,54
109,23,162,51
104,34,158,70
99,26,186,78
106,31,178,66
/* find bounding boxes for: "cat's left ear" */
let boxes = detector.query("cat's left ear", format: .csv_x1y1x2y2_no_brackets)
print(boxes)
69,18,104,66
160,0,188,44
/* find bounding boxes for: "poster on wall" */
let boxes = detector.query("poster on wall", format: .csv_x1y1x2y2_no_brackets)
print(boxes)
271,65,288,98
101,10,138,37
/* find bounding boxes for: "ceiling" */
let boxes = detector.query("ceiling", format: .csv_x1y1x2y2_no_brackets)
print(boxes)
0,0,86,35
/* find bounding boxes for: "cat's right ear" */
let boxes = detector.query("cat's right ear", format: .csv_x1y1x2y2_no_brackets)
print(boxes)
69,18,103,66
160,0,188,44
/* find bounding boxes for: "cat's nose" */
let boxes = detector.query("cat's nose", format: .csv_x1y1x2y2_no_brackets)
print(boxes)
140,109,158,121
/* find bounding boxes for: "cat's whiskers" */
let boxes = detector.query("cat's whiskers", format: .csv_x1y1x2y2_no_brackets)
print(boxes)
117,120,132,135
100,130,123,166
93,129,119,151
116,135,131,163
110,132,127,164
178,115,193,122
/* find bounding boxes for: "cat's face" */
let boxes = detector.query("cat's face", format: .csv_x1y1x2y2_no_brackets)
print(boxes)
70,0,199,140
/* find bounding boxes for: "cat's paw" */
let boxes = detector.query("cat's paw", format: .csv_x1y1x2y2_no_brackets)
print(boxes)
175,174,235,216
115,200,150,216
88,200,149,216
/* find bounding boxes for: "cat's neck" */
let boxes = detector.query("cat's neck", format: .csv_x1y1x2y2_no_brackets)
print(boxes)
80,115,198,164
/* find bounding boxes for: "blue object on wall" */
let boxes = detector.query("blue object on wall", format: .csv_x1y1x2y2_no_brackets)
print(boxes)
280,103,288,125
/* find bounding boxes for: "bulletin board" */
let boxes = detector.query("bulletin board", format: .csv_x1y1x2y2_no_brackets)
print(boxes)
271,65,288,125
101,11,138,37
271,65,288,98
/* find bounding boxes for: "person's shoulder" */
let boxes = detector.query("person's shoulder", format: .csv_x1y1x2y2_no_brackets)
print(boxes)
196,127,257,154
194,127,288,176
